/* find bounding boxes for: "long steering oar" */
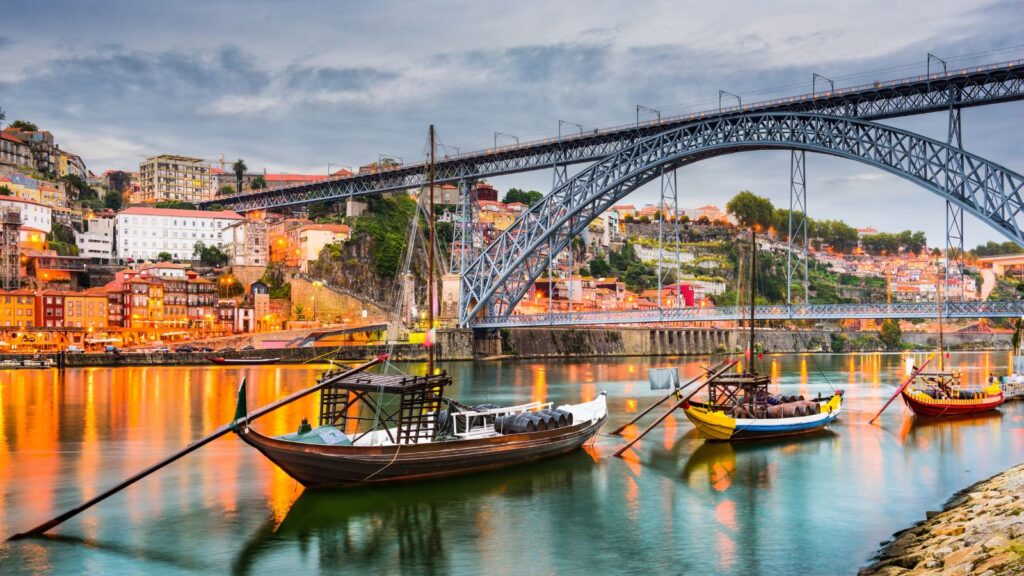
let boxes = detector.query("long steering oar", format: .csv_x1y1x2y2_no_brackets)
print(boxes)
8,354,387,541
613,359,738,458
868,356,933,425
609,360,728,436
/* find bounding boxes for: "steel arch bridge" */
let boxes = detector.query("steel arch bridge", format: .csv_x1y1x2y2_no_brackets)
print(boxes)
460,112,1024,326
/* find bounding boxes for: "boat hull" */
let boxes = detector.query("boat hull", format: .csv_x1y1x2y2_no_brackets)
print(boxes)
208,357,281,365
682,394,842,441
237,415,605,488
900,389,1004,417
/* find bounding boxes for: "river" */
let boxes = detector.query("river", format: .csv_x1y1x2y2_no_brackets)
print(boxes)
0,352,1021,575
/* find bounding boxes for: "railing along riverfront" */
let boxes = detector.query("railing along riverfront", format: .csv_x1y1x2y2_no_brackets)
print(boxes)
470,301,1024,328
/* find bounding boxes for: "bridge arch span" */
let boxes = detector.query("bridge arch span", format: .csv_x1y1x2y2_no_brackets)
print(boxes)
461,112,1024,322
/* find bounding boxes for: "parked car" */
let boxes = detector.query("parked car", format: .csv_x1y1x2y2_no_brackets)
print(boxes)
153,347,171,353
105,345,122,354
241,345,256,351
176,345,196,353
65,345,85,354
198,347,214,353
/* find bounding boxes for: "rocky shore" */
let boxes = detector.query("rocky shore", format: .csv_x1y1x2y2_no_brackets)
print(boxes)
860,464,1024,575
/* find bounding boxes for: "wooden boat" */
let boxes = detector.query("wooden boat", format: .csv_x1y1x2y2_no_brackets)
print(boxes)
680,227,843,441
897,262,1003,417
234,369,607,488
235,125,605,488
208,356,281,365
900,370,1004,416
0,358,54,369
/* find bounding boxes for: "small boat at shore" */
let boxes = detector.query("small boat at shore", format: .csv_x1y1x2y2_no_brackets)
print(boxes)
680,227,843,441
0,358,54,369
208,356,281,365
235,368,607,488
897,262,1003,417
900,370,1004,416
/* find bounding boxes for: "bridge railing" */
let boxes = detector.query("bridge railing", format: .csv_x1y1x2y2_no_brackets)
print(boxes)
211,57,1024,206
470,301,1024,328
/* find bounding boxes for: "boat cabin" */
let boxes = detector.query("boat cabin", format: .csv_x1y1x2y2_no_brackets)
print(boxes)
317,370,451,445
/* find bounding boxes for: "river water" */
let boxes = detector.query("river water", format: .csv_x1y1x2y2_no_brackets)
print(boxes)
0,352,1021,575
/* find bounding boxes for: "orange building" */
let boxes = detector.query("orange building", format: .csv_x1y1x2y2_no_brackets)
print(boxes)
63,288,108,330
0,290,36,329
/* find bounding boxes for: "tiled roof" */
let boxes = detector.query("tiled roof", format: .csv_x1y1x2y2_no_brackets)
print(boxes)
118,206,243,220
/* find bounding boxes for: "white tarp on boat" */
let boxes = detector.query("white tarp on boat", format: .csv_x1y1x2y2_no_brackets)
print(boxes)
648,368,678,390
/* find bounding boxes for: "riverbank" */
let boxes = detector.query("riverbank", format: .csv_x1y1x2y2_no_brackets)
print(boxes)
860,464,1024,575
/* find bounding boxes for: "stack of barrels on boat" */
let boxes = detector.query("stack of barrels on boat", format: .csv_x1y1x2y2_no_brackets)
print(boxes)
728,395,820,419
493,409,574,434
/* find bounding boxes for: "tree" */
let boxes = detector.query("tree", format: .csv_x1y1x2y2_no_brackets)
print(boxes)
638,215,650,224
7,120,38,132
972,240,1024,257
501,188,544,206
103,189,123,210
589,257,612,277
0,185,10,196
192,241,229,267
232,159,247,194
250,175,267,190
0,107,5,124
727,191,774,229
879,319,902,350
157,252,173,262
156,200,197,210
107,170,131,193
293,303,306,320
623,214,634,223
218,184,236,196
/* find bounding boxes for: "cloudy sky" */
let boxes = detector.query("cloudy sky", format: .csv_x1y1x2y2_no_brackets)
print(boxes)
1,0,1022,246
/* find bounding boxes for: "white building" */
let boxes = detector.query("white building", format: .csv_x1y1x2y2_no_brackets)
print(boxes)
635,245,696,265
115,206,243,261
0,196,52,240
223,219,269,267
74,214,115,259
298,223,351,272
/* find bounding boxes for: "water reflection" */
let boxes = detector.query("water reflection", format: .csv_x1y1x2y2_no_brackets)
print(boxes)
0,354,1021,575
232,453,594,575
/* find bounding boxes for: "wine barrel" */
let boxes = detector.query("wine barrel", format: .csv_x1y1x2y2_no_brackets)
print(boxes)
554,409,574,426
538,410,565,428
524,413,548,431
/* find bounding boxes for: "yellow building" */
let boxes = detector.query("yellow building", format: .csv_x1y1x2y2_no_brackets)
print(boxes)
0,290,36,329
63,289,108,330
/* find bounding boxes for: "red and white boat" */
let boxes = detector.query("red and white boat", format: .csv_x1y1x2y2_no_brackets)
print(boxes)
900,370,1004,416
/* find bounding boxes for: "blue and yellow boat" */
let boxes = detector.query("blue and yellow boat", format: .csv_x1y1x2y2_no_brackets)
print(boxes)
682,388,843,441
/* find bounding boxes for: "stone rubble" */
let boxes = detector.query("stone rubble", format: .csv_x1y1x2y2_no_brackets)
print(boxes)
860,463,1024,576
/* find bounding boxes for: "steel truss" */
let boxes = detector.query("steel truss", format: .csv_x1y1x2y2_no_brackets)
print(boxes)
205,60,1024,212
657,168,682,313
787,150,809,304
472,300,1024,328
460,112,1024,323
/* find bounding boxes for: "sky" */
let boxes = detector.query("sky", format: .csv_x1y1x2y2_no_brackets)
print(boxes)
1,0,1022,247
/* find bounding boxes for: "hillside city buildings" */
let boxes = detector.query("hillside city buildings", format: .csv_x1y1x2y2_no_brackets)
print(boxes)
137,154,215,204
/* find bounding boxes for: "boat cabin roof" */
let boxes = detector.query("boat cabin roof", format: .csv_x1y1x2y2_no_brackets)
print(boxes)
319,370,451,393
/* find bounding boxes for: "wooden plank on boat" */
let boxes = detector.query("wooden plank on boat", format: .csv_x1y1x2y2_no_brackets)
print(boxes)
868,357,933,424
609,360,728,436
7,355,388,541
612,360,738,458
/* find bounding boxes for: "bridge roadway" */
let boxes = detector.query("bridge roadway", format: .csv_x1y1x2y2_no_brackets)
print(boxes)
469,300,1024,328
205,59,1024,212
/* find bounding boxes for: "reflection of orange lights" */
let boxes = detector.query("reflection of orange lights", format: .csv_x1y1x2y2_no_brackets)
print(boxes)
710,462,734,492
716,532,736,571
662,413,677,450
625,399,638,413
714,499,737,530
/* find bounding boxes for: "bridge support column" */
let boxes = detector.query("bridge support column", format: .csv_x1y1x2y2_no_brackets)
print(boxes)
946,84,965,301
787,150,809,305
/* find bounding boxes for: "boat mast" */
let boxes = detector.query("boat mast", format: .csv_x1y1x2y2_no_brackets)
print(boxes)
937,254,944,371
748,226,756,373
428,125,437,376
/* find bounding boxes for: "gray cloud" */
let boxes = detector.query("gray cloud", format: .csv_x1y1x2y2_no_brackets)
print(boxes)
0,0,1021,246
0,36,11,50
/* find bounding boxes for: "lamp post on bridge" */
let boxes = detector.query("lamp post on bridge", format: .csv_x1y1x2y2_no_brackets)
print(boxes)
812,73,834,96
718,90,742,113
494,132,519,149
636,105,661,126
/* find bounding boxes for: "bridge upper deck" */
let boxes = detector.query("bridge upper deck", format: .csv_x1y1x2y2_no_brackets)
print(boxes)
204,59,1024,211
